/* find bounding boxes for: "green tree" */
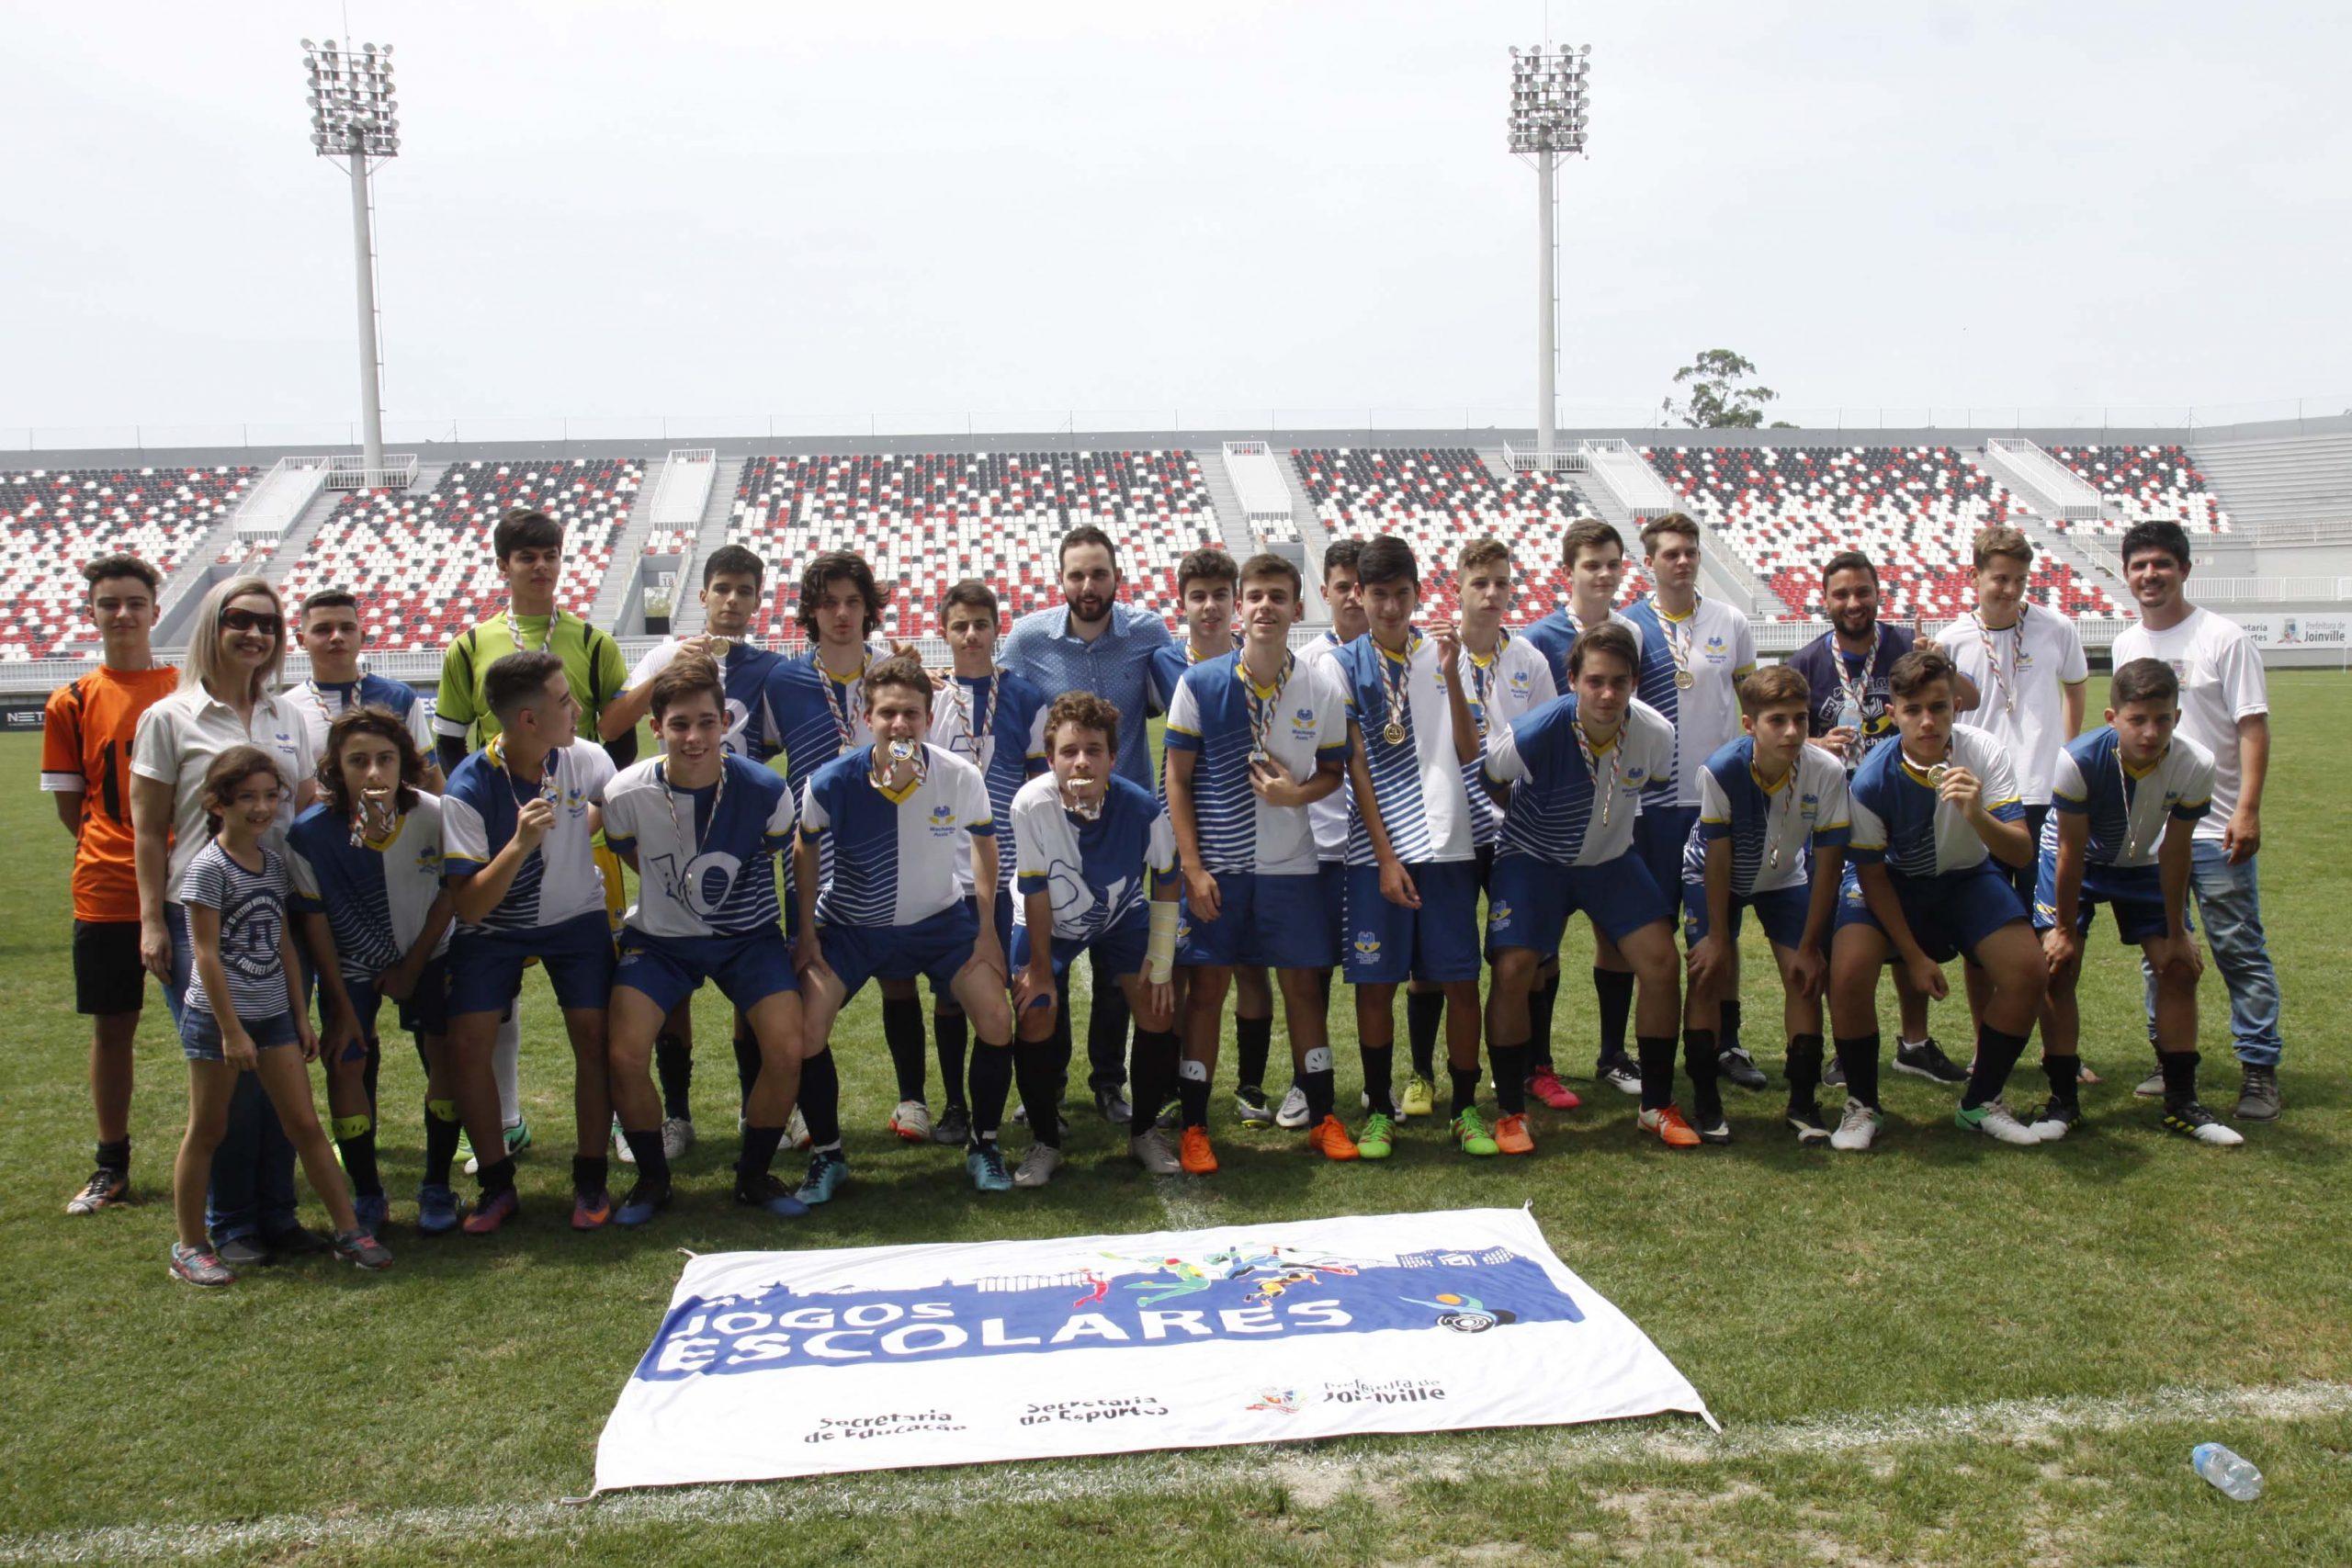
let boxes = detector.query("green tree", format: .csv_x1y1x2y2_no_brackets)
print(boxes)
1661,349,1789,428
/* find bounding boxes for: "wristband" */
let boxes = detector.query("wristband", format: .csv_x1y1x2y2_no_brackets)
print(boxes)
1146,899,1180,984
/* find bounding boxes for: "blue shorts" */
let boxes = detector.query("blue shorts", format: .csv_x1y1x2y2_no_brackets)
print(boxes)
447,909,616,1016
977,887,1014,958
1681,880,1813,951
1836,860,2028,964
821,901,979,1001
2033,856,2170,945
335,954,452,1043
180,1008,300,1064
1634,803,1699,928
1486,850,1670,956
1343,860,1484,984
1011,904,1151,990
616,927,798,1013
1317,860,1348,967
1180,869,1334,971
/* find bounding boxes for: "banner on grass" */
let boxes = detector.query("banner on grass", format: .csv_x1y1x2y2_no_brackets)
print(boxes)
594,1206,1713,1490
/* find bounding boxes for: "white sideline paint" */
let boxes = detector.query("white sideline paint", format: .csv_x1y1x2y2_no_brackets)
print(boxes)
7,1381,2346,1563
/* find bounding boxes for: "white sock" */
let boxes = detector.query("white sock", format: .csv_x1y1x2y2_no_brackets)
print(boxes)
495,1007,523,1127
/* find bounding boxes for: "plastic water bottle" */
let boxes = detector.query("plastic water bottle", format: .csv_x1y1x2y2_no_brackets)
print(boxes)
2192,1443,2263,1501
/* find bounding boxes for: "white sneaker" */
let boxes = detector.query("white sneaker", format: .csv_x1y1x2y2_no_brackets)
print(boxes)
611,1120,636,1165
786,1107,810,1151
1274,1084,1311,1130
1599,1059,1643,1096
660,1116,695,1162
1957,1100,2043,1146
1830,1099,1882,1152
888,1099,933,1142
1012,1145,1062,1188
1130,1129,1182,1175
1361,1088,1410,1124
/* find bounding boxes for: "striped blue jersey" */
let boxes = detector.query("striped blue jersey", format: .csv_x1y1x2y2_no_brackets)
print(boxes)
626,637,788,763
1485,696,1673,868
927,668,1051,895
1335,629,1477,866
1684,738,1852,897
2047,728,2214,870
284,672,435,763
1011,773,1175,942
1846,723,2024,878
800,742,994,929
1453,631,1556,849
1622,595,1757,807
603,754,796,938
1163,649,1350,876
763,647,881,799
1784,622,1917,769
1522,606,1645,697
287,795,452,983
441,740,616,932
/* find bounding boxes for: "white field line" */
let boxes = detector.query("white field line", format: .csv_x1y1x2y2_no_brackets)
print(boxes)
6,1381,2347,1564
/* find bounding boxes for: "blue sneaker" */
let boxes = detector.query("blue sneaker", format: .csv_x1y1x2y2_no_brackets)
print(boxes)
967,1142,1012,1192
734,1171,810,1218
616,1179,672,1227
794,1149,849,1206
415,1184,462,1235
353,1192,390,1238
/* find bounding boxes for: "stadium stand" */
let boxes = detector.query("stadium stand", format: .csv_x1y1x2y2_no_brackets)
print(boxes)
725,450,1220,637
0,466,255,658
1640,445,2117,621
644,527,695,557
1289,447,1644,620
2044,444,2233,535
277,457,642,652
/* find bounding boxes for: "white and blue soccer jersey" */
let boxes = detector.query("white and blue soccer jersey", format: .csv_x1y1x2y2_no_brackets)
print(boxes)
764,648,878,800
1485,696,1674,868
604,754,797,939
1163,649,1350,877
928,668,1050,896
801,742,994,930
1846,723,2023,878
1685,738,1852,897
1454,631,1556,850
2047,728,2214,871
626,637,788,763
441,740,616,932
1299,630,1354,862
1622,595,1757,808
1522,606,1645,698
1336,630,1478,866
288,795,451,983
285,672,435,762
1011,773,1176,942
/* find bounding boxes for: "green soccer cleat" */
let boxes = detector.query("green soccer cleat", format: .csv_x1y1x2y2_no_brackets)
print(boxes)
1452,1107,1499,1157
1357,1112,1396,1160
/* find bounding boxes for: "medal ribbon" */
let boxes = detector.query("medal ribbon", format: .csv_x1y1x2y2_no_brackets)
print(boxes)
1976,604,2025,718
1238,649,1295,757
1571,714,1622,829
659,755,726,864
505,605,555,654
820,650,867,750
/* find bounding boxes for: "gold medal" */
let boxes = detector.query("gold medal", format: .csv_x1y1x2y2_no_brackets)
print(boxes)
1382,719,1407,747
1674,669,1695,690
1926,762,1951,786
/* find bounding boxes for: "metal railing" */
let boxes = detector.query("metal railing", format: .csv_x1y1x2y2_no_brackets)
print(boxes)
1983,437,2104,521
321,453,418,491
649,449,718,526
2195,577,2352,603
232,456,333,539
1500,442,1585,472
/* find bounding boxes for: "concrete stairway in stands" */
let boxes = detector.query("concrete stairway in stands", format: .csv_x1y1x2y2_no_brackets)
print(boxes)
2192,433,2352,545
1275,449,1331,619
674,457,749,637
1194,448,1258,557
590,461,668,628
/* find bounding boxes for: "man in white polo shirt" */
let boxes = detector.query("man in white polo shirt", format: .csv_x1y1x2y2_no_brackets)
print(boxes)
2109,521,2280,1122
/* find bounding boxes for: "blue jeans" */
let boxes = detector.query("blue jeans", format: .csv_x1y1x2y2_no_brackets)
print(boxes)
2143,843,2282,1067
161,904,300,1245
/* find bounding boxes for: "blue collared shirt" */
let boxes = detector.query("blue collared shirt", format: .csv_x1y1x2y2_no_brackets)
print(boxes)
1001,601,1172,789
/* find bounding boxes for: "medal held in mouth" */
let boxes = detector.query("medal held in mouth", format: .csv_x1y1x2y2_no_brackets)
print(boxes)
1062,764,1104,821
348,784,399,848
869,738,921,791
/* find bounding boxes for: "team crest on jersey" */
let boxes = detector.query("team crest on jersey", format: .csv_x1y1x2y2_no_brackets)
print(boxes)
1509,669,1531,693
1351,931,1381,957
1800,790,1819,822
928,804,959,839
1290,706,1317,739
1624,767,1648,787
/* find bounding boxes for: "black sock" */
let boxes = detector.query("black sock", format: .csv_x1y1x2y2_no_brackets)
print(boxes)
739,1123,787,1180
1683,1028,1723,1124
1833,1033,1882,1108
1962,1023,2032,1111
2044,1054,2082,1107
1178,1058,1211,1129
1361,1043,1395,1115
967,1044,1013,1144
423,1100,461,1189
1130,1027,1179,1134
2159,1049,2200,1108
799,1050,842,1151
1635,1034,1679,1111
1718,998,1743,1058
1785,1033,1824,1108
1449,1066,1483,1115
882,996,928,1104
478,1154,516,1198
623,1129,670,1190
571,1154,609,1198
1490,1043,1529,1115
1013,1036,1061,1148
730,1021,762,1111
1594,967,1634,1065
1235,1013,1272,1094
655,1032,694,1122
1316,966,1334,1013
934,1010,970,1110
96,1136,131,1177
334,1115,382,1200
1406,990,1444,1078
1301,1046,1336,1122
1527,973,1560,1068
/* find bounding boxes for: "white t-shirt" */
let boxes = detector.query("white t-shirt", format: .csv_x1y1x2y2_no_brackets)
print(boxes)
1299,630,1353,861
130,686,321,904
1935,605,2088,807
2109,606,2267,842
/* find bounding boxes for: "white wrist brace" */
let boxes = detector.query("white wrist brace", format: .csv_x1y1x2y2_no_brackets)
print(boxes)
1146,899,1180,984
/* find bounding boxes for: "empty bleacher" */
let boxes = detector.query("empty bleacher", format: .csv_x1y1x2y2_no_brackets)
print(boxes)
0,466,255,658
2044,444,2233,535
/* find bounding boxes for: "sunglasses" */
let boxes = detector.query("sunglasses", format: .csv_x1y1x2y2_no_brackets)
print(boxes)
220,608,283,635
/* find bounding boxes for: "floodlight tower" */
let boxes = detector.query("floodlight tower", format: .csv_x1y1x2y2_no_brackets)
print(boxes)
302,38,401,477
1508,43,1590,462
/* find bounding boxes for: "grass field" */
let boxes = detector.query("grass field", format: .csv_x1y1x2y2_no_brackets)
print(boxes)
3,675,2348,1565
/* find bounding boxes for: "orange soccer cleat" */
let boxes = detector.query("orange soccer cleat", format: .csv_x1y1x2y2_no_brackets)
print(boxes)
1493,1111,1536,1156
1307,1114,1361,1161
1638,1104,1703,1149
1179,1125,1220,1175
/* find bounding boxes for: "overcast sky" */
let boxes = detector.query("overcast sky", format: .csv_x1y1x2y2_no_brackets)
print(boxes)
5,0,2346,437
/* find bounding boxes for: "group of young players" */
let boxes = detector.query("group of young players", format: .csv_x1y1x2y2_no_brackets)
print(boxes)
42,497,2286,1283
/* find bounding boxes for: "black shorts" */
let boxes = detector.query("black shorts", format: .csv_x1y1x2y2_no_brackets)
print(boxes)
74,919,147,1017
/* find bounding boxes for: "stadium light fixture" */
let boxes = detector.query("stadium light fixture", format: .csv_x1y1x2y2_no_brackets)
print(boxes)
301,36,400,479
1508,42,1591,463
